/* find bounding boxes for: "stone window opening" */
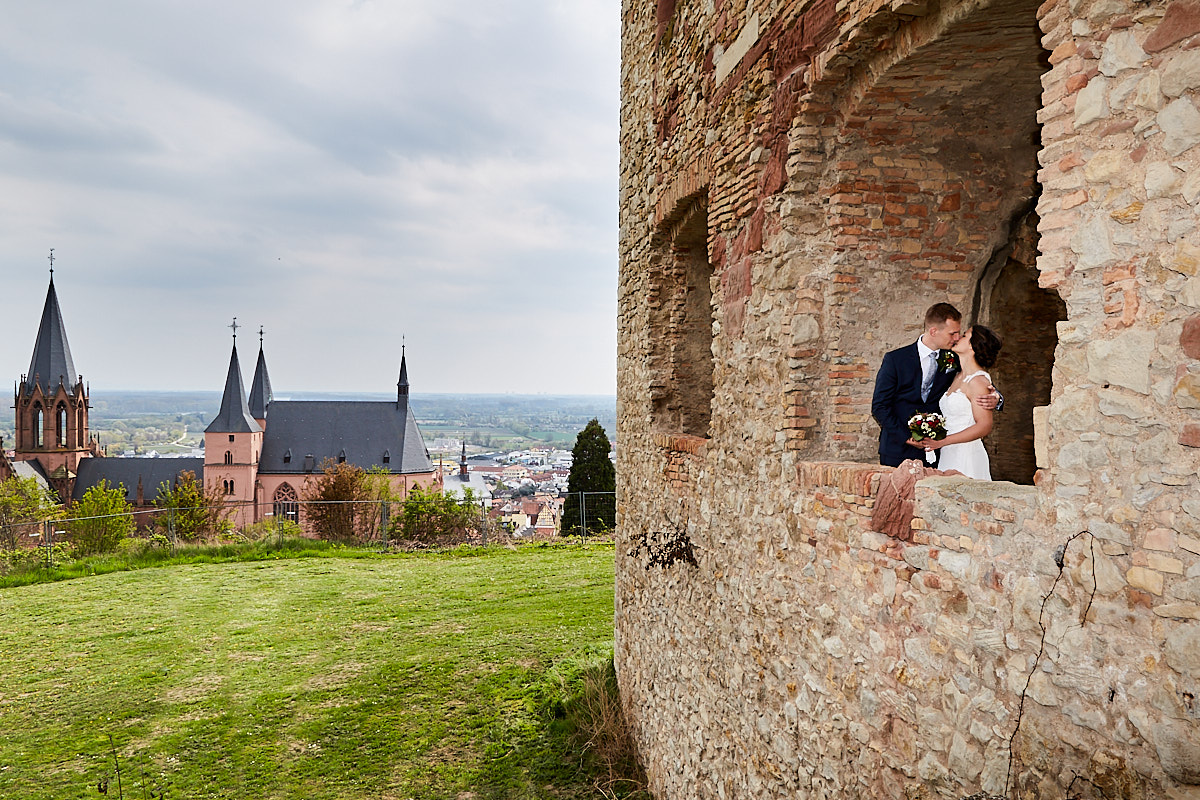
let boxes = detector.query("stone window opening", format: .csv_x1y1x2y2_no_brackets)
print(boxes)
33,404,43,449
56,403,67,448
811,0,1052,476
969,206,1065,484
224,450,233,465
650,194,714,440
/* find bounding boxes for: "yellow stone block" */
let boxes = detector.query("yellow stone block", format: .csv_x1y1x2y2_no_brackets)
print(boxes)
1147,553,1184,575
1127,566,1164,595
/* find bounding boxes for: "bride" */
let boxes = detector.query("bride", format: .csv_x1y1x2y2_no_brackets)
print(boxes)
907,325,1003,480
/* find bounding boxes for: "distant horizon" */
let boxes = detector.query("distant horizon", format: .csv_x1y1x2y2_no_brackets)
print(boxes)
82,388,617,398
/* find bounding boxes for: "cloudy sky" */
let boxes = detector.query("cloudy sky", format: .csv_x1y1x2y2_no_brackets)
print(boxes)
0,1,619,395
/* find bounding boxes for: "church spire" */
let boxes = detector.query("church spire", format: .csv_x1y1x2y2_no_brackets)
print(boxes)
25,255,78,395
397,340,409,401
205,321,260,433
248,326,273,422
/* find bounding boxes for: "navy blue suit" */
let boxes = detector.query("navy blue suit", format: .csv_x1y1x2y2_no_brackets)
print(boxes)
871,343,957,467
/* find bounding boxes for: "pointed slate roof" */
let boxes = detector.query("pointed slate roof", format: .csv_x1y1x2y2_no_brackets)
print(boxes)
397,348,409,399
257,400,433,474
249,344,273,420
73,458,205,504
25,278,77,395
205,344,261,433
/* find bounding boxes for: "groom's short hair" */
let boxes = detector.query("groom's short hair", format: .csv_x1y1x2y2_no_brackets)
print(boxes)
924,303,961,328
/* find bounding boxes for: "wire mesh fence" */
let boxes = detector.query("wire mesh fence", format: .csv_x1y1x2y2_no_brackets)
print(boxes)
2,490,619,567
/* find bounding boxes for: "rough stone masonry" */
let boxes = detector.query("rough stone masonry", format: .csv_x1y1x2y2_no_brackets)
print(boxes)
617,0,1200,796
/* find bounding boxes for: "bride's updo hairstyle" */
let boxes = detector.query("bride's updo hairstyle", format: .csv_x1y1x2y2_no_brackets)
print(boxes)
971,325,1003,368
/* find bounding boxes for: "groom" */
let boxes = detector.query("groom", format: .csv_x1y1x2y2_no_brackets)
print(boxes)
871,303,996,467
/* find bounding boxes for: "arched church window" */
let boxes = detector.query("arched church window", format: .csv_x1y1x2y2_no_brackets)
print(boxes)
229,479,235,494
76,406,85,447
56,403,67,448
33,404,43,448
224,451,233,465
273,483,299,524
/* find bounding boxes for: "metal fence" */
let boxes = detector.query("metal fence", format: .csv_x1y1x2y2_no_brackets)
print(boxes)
4,491,618,564
562,491,616,539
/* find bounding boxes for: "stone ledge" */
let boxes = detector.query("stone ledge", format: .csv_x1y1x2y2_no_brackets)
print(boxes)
797,460,888,497
653,433,709,456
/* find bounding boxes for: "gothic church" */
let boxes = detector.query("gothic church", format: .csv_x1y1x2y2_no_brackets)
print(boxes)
5,272,437,527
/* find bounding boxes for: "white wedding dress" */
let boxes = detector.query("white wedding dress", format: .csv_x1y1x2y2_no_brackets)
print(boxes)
937,371,992,480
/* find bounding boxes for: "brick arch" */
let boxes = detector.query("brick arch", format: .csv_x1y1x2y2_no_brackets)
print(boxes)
801,0,1052,463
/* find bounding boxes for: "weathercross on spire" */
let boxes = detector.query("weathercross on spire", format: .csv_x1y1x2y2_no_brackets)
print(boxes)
230,317,240,342
48,248,54,278
259,326,264,346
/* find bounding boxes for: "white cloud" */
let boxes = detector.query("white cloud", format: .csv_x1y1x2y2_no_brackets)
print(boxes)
0,0,618,395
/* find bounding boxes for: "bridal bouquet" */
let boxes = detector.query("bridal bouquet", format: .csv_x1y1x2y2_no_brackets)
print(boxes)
908,412,947,464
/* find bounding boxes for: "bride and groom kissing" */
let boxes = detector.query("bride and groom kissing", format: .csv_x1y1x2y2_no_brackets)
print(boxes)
871,303,1003,481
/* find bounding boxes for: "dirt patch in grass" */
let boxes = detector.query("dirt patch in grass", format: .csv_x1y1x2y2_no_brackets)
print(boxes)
164,674,226,703
303,661,367,691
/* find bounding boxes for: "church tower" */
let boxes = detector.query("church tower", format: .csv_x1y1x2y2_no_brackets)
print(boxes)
248,327,272,431
14,259,97,499
204,322,263,528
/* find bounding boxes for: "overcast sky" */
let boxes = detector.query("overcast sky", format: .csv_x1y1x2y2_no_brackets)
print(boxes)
0,1,618,395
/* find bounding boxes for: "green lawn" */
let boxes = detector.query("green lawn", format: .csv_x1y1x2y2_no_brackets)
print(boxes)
0,545,617,799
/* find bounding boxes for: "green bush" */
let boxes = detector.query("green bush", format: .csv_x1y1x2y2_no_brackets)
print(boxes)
0,541,75,575
153,471,227,542
391,487,483,544
68,480,136,555
240,519,304,542
0,475,61,552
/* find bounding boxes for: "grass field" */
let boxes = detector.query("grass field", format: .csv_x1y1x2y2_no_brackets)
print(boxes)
0,545,619,799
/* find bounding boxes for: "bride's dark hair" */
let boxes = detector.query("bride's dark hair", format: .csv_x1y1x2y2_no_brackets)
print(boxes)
971,325,1003,368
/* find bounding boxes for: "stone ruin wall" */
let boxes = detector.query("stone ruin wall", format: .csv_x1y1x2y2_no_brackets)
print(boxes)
616,0,1200,797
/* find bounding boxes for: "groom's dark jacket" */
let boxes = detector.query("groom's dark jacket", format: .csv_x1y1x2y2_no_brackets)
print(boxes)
871,342,957,467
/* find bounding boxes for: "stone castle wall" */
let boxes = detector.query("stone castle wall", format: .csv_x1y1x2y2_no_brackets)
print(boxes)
616,0,1200,796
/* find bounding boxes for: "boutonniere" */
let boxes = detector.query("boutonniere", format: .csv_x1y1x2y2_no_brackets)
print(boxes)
936,349,959,373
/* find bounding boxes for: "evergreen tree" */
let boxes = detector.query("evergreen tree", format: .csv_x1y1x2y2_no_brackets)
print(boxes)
562,419,615,536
